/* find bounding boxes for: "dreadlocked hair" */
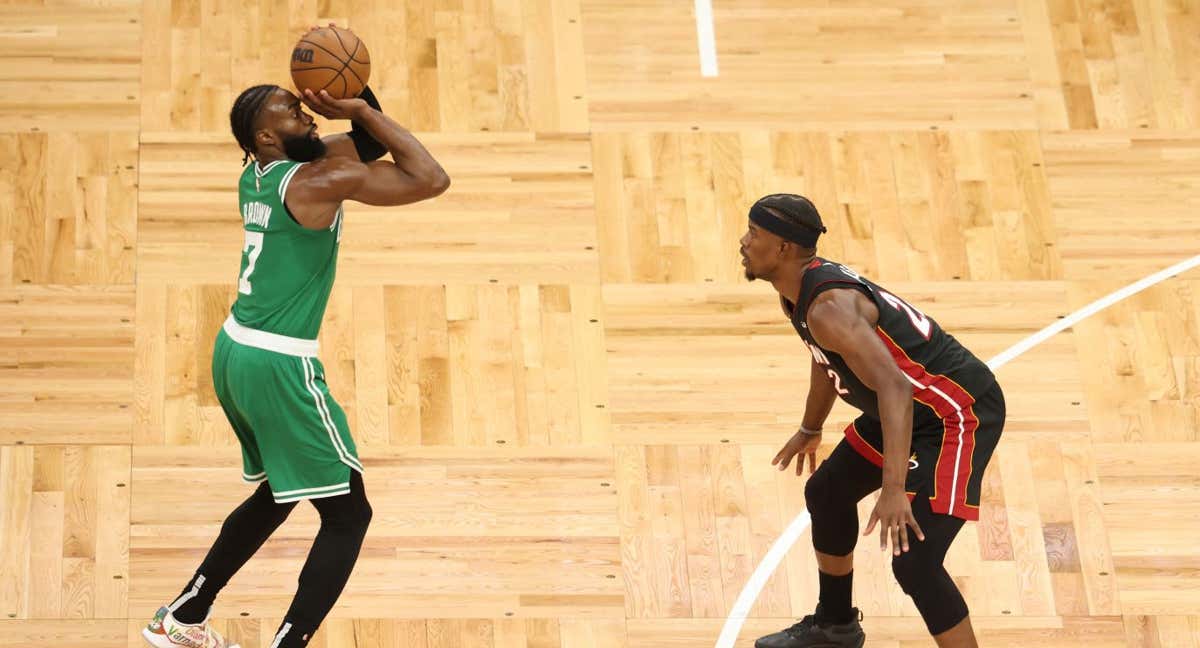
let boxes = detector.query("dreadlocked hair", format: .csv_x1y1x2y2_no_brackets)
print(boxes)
229,84,280,164
755,193,827,239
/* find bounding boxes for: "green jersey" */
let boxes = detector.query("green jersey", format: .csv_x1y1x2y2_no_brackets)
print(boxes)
230,159,343,340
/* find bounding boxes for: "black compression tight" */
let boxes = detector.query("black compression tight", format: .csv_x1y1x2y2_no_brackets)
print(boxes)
272,472,372,647
805,440,969,635
171,472,372,647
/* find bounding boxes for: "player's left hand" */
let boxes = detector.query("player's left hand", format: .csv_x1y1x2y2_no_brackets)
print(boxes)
863,488,925,556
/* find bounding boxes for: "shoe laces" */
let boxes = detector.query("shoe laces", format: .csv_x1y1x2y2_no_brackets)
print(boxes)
173,619,228,648
783,614,819,638
204,626,230,648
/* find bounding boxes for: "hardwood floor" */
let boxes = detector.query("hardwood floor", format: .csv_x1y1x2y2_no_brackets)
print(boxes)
1,1,1198,646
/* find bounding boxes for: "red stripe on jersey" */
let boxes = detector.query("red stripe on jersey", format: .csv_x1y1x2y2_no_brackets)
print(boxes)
875,328,975,413
843,421,883,467
875,327,980,521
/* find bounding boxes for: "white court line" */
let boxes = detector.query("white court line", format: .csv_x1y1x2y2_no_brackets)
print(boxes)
694,0,719,77
714,253,1200,648
988,254,1200,370
714,511,811,648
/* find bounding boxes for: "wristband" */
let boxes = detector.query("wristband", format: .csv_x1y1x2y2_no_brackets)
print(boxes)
358,85,382,110
348,85,387,162
799,425,822,436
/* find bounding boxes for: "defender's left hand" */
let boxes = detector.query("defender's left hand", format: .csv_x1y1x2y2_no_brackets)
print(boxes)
864,488,925,555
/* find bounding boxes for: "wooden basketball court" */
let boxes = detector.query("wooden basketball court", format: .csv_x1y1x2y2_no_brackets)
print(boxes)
1,1,1199,646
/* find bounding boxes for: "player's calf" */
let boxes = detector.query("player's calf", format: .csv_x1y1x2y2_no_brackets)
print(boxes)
892,554,969,636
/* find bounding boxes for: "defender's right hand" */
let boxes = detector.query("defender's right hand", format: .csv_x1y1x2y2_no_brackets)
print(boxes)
772,429,821,475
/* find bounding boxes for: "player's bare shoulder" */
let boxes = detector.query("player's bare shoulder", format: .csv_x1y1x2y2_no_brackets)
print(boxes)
806,288,881,351
283,158,364,229
288,157,366,201
294,155,366,189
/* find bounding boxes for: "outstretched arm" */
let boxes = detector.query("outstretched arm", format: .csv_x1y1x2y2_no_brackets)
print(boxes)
303,89,448,198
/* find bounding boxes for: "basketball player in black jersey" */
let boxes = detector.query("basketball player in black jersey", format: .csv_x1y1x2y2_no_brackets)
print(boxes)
742,194,1005,648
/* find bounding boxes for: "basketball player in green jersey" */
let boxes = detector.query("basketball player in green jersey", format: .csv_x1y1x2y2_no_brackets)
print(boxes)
141,75,448,648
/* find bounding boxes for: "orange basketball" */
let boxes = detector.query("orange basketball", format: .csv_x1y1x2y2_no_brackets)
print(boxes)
290,26,371,100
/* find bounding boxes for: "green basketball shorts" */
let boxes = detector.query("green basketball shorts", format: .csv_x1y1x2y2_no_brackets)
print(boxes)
212,315,362,503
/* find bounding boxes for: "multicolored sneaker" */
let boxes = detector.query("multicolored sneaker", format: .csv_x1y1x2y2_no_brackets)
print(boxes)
142,606,240,648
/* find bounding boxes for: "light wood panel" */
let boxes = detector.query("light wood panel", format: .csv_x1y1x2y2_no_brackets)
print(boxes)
624,615,1148,647
581,0,1200,132
132,283,609,446
0,618,628,648
0,445,130,621
592,131,1061,284
0,133,138,286
0,287,135,445
1095,442,1200,616
1019,0,1200,130
139,0,587,133
1042,132,1200,278
135,132,598,286
1070,278,1200,444
0,4,141,133
581,0,1039,131
129,447,621,619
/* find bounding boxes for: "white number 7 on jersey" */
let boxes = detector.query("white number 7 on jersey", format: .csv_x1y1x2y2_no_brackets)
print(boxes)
879,290,932,339
238,231,264,295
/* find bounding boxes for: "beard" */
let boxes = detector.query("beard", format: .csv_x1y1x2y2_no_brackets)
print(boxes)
742,253,756,281
282,132,327,162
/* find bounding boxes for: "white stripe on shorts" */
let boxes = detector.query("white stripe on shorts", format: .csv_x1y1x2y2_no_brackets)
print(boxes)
272,482,351,498
273,487,352,504
302,357,363,473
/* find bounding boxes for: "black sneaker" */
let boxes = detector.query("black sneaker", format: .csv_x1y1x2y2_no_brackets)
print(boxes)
753,604,865,648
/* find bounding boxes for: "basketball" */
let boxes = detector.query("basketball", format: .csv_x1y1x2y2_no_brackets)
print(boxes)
290,26,371,100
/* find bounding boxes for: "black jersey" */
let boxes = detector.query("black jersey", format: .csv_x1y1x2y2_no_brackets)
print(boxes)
782,258,996,426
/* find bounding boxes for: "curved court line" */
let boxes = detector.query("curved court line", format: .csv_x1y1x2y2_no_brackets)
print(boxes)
715,253,1200,648
987,254,1200,370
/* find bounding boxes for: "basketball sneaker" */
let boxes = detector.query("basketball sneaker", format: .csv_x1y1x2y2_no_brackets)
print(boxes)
754,604,865,648
142,606,240,648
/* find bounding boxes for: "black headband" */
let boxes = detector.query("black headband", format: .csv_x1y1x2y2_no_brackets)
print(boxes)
748,202,827,247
